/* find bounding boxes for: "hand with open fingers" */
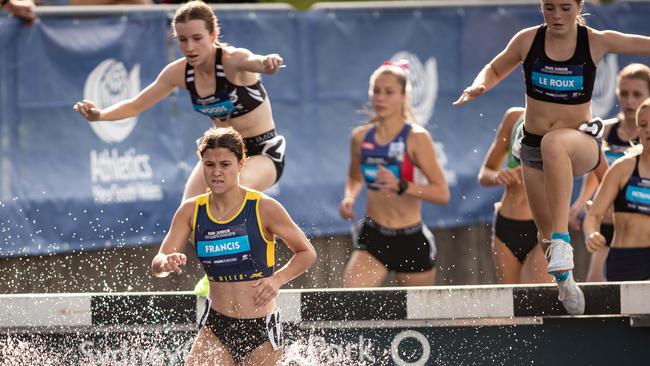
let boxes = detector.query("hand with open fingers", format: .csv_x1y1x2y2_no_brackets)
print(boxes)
339,196,356,220
161,253,187,274
495,167,522,186
452,85,486,106
73,100,101,121
585,232,606,253
262,54,284,74
252,276,280,307
376,165,399,193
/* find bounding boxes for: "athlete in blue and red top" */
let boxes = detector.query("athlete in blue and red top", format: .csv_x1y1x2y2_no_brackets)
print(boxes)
339,61,449,287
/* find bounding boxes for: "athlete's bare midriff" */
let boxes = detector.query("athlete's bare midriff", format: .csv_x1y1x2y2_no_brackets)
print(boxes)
498,182,534,220
208,280,278,319
524,96,592,135
366,191,422,228
611,213,650,248
209,98,276,138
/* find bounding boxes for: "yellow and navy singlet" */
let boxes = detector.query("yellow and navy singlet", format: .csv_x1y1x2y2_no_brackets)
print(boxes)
360,123,425,190
192,190,275,283
185,47,267,121
523,24,596,105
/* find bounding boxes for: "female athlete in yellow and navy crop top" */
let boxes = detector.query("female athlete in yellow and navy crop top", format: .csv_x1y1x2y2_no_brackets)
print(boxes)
192,190,274,283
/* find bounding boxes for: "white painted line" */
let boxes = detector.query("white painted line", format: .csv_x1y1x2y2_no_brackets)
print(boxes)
407,287,514,319
278,290,302,322
620,282,650,315
0,295,91,327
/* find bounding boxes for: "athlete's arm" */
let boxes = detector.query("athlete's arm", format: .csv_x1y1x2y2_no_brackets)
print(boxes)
397,129,450,205
478,107,525,187
583,158,631,252
252,197,316,306
73,59,183,122
339,127,366,220
227,47,284,75
453,28,532,106
151,199,194,277
569,169,600,229
592,29,650,61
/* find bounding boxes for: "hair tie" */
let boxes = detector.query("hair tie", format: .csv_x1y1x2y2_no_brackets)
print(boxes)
383,60,409,70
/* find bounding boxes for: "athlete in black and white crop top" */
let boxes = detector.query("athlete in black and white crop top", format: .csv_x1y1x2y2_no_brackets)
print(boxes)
186,47,268,121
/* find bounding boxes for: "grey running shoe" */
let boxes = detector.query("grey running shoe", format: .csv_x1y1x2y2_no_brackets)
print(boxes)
557,272,585,315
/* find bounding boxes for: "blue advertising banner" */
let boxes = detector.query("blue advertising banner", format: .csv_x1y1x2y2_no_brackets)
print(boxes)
1,13,178,256
1,2,650,256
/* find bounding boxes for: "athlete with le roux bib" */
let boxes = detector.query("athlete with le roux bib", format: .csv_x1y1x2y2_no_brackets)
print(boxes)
454,0,650,314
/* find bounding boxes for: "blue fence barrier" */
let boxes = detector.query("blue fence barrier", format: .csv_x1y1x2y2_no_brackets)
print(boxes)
2,2,650,256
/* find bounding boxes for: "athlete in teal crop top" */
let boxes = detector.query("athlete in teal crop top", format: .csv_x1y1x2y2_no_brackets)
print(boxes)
584,100,650,281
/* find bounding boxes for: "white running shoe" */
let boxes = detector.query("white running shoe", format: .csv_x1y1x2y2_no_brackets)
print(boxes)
545,238,574,273
557,272,585,315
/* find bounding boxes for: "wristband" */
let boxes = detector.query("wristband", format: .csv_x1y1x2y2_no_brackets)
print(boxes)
397,180,409,195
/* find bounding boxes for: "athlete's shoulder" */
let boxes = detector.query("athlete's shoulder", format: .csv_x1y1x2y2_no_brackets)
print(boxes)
257,192,287,219
505,106,525,117
408,123,432,138
177,195,201,218
164,57,188,72
159,57,188,87
609,152,638,174
501,107,525,128
350,123,375,140
513,25,540,41
222,46,253,62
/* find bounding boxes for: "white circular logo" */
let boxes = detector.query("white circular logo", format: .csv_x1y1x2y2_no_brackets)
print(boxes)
390,330,431,366
391,51,438,126
84,59,140,144
592,54,618,118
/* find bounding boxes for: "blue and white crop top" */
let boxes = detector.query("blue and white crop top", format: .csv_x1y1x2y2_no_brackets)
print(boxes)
523,24,596,105
192,190,275,282
360,123,425,190
185,47,267,121
613,155,650,216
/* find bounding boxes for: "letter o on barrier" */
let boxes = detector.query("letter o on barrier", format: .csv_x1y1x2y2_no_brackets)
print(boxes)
390,330,430,366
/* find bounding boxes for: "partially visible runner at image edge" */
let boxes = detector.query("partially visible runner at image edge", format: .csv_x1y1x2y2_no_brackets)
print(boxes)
583,99,650,282
569,63,649,282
